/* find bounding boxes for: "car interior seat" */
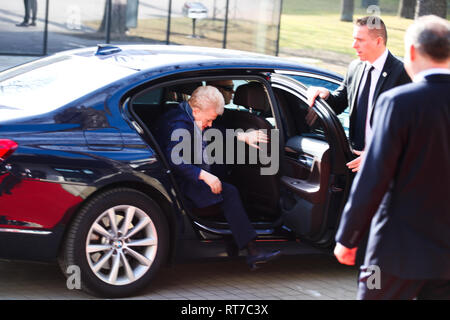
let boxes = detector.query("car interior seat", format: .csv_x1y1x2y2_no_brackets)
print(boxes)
220,81,280,218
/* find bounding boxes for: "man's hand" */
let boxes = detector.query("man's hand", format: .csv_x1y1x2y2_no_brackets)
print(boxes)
199,170,222,194
305,87,330,126
306,86,330,107
346,150,364,172
334,242,357,266
237,130,269,149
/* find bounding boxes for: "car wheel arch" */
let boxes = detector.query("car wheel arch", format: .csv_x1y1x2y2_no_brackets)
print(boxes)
58,181,180,267
57,186,172,297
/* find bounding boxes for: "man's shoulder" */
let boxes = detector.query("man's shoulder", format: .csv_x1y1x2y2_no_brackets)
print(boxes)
155,104,192,135
385,52,409,75
373,83,418,128
378,81,424,107
342,59,365,85
382,52,411,85
348,59,364,72
386,52,405,70
160,104,188,123
376,80,448,132
386,51,403,65
164,106,182,119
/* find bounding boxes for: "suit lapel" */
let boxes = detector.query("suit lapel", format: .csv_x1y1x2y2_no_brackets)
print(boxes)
348,62,366,142
372,51,394,107
368,51,396,126
350,62,366,113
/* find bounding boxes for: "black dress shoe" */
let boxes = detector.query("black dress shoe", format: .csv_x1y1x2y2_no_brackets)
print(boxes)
29,21,36,26
246,250,282,270
16,21,29,27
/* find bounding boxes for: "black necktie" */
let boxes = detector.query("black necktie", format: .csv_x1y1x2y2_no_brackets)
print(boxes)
353,65,374,150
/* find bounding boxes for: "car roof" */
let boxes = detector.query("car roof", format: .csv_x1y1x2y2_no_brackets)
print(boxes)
56,44,342,80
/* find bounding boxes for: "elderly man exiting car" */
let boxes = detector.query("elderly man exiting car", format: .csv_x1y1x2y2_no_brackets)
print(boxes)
154,85,281,270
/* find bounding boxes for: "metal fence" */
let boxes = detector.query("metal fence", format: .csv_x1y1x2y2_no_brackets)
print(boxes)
0,0,282,56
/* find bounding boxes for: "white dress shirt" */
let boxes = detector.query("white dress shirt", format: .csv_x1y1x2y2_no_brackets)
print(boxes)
357,48,389,148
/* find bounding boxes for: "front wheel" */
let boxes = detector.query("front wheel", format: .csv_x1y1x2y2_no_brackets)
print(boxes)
59,188,169,298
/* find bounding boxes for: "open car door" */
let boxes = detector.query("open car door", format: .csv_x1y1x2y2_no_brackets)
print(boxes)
269,73,354,246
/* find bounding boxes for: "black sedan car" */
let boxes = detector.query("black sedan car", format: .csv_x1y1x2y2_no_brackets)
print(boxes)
0,45,352,297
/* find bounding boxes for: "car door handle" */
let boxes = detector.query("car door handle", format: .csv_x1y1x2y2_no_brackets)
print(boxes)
331,185,343,192
298,155,313,168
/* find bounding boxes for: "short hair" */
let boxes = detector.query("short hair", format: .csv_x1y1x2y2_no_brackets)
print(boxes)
189,85,224,115
355,16,388,45
405,15,450,63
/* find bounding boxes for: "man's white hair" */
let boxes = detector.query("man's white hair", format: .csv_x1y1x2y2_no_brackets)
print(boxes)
189,85,225,115
405,15,450,62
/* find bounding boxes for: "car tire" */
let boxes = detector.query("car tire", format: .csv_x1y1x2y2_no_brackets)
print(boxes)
59,188,169,298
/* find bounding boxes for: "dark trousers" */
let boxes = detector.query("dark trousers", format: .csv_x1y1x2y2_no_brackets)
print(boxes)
191,182,257,250
23,0,37,23
357,268,450,300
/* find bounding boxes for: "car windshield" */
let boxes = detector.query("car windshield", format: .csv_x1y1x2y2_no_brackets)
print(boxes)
0,55,136,122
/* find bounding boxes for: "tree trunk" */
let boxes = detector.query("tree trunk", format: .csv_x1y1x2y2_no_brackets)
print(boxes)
398,0,416,19
431,0,447,18
341,0,354,22
98,0,128,35
415,0,447,19
361,0,379,9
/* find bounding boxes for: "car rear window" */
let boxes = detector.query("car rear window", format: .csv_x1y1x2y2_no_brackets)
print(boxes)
0,55,135,122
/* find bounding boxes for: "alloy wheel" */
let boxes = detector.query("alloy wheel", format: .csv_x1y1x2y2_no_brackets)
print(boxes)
85,205,158,286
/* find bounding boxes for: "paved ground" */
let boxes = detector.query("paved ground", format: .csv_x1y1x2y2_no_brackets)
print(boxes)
0,252,358,300
0,0,351,75
0,0,168,55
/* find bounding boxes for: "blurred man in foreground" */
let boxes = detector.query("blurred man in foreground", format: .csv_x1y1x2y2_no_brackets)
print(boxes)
334,15,450,300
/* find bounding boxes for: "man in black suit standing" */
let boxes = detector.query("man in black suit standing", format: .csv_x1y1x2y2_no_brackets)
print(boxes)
307,16,411,269
334,15,450,300
308,16,411,171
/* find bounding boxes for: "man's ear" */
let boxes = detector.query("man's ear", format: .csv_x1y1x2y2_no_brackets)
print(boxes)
409,44,416,62
377,36,384,47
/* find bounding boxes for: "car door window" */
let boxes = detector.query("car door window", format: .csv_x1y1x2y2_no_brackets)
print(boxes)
223,79,247,110
224,79,276,127
273,86,326,142
289,75,339,92
282,74,349,139
133,87,163,105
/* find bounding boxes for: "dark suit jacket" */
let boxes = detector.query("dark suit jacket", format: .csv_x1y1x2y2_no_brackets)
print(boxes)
326,51,411,149
335,73,450,279
154,102,224,208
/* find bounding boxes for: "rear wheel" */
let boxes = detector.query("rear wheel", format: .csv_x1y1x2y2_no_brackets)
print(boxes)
59,188,169,298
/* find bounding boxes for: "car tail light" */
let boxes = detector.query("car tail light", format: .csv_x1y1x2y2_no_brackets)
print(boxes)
0,139,18,161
